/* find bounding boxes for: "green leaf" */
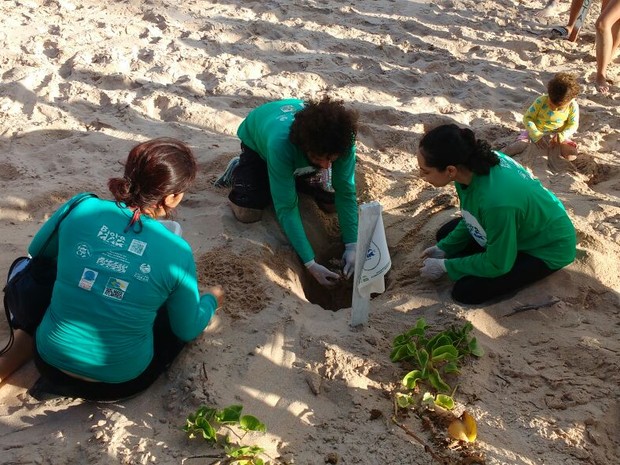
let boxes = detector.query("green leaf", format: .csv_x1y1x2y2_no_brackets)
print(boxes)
393,334,409,347
405,326,426,339
428,368,451,392
216,405,243,424
468,337,484,357
390,343,415,362
431,344,459,362
396,393,415,408
434,394,455,410
187,406,216,424
189,420,216,442
226,445,264,457
427,334,452,352
239,415,266,432
416,348,429,371
444,361,460,374
402,370,424,389
421,391,435,406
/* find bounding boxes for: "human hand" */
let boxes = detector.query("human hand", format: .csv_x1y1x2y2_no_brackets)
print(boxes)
535,136,548,149
305,260,340,287
549,134,560,147
342,243,356,279
420,258,447,280
422,245,446,259
207,285,225,307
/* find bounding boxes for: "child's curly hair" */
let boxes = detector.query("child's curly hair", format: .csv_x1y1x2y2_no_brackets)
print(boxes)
289,96,358,159
547,73,580,106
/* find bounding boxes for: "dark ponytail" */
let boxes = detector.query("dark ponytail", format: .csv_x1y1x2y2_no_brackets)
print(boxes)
108,138,197,219
419,124,499,175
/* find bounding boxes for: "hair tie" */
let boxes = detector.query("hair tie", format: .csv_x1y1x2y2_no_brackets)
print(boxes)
124,208,143,233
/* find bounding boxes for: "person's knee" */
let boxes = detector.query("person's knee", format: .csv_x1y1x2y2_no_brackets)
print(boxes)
452,287,484,305
451,283,484,305
229,201,263,223
595,16,611,33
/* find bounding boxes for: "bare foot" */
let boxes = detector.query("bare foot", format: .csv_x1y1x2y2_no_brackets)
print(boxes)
596,75,612,94
560,153,577,161
502,140,528,156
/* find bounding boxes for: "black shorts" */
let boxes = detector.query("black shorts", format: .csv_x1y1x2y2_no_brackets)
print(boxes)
228,143,335,210
228,144,271,209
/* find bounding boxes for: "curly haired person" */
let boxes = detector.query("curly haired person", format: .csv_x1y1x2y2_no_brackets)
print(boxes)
503,73,580,161
223,97,359,287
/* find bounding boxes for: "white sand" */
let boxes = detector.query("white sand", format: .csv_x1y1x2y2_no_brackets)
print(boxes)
1,0,619,464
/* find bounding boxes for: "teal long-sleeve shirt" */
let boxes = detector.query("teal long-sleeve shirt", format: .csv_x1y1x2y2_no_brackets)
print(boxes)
237,99,358,264
437,153,576,281
33,194,217,383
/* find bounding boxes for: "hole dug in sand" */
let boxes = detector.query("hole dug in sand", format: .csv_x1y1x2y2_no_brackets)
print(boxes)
300,253,353,311
297,196,354,311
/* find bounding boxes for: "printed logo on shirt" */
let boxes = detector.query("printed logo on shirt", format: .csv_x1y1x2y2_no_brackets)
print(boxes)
97,225,126,248
78,268,98,291
280,104,296,113
134,263,151,282
96,256,128,274
462,210,487,247
499,155,534,180
75,242,92,259
128,239,147,256
103,277,129,300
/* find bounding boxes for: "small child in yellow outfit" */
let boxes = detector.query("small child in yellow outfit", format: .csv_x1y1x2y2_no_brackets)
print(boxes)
503,73,580,161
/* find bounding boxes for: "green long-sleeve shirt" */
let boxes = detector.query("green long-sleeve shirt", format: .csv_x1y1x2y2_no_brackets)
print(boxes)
33,194,217,383
237,99,358,264
438,153,576,281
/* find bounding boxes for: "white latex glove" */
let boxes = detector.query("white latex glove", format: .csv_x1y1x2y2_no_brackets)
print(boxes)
342,243,356,279
420,258,447,280
305,260,340,287
422,245,446,259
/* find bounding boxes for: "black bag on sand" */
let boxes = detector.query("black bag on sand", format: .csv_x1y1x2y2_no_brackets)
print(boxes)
2,256,57,336
1,193,96,356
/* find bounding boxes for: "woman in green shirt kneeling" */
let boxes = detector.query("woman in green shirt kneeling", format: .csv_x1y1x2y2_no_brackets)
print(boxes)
417,124,576,305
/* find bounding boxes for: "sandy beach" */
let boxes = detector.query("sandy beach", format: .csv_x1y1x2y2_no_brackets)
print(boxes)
1,0,619,464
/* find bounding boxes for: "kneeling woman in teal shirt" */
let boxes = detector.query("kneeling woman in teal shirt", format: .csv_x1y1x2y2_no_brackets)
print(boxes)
417,124,576,305
0,139,223,400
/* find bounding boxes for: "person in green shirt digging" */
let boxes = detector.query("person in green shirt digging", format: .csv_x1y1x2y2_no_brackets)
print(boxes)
224,97,359,287
417,124,576,305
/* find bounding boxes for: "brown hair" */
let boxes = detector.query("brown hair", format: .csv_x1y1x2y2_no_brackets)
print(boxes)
547,73,580,106
289,96,358,160
108,138,197,218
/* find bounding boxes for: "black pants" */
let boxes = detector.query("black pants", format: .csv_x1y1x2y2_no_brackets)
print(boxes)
33,306,185,402
228,143,335,209
438,218,557,305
